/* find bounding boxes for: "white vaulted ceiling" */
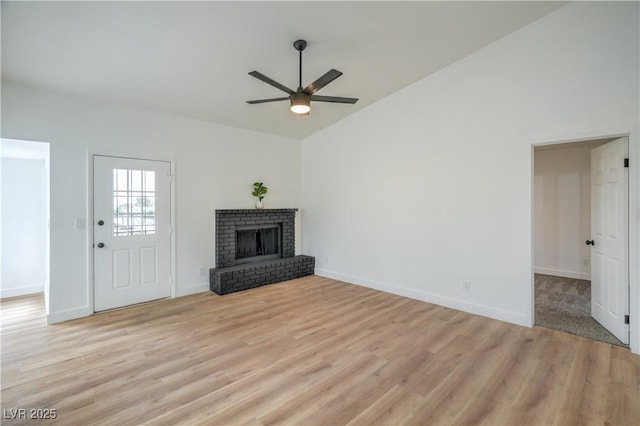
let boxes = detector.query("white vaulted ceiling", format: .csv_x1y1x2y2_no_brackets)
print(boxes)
1,1,566,139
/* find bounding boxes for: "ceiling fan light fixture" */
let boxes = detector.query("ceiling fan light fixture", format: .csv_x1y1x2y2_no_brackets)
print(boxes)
290,93,310,114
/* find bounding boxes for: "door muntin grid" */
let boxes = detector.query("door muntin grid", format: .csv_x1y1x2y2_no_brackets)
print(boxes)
113,169,156,237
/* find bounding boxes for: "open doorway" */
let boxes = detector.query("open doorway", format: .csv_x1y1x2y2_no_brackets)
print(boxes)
0,138,50,316
533,137,629,347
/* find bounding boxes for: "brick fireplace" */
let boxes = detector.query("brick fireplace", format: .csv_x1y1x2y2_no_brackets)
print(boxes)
210,209,315,295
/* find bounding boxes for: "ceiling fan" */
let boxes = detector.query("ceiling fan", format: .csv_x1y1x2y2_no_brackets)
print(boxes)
247,39,358,115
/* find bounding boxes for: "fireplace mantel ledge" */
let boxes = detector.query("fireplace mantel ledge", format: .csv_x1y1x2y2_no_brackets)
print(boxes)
216,208,298,213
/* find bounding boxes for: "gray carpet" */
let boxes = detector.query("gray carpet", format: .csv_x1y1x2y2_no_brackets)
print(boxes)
535,274,628,347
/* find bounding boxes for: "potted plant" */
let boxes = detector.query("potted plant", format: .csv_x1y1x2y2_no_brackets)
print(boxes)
252,182,268,209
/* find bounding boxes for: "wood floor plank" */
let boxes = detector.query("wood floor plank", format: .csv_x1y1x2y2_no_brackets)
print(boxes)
345,384,426,426
2,275,639,425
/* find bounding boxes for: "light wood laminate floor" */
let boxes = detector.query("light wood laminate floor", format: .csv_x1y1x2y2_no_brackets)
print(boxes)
1,275,639,425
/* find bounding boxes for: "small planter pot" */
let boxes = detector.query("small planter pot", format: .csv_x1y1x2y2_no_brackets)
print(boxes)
255,201,265,209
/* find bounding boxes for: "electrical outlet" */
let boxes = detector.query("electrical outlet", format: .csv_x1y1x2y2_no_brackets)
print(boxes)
462,281,472,292
324,256,329,265
582,259,590,267
199,267,206,276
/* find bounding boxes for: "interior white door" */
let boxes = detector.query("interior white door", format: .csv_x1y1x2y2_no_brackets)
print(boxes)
590,137,629,344
94,155,172,311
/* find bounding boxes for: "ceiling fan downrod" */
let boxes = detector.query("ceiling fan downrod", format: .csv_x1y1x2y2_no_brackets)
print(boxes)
293,39,307,91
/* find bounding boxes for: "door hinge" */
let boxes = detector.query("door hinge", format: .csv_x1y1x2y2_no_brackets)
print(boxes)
624,158,629,168
624,315,629,324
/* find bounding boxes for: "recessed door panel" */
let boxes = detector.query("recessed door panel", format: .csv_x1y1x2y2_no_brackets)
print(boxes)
607,183,619,239
112,249,132,289
592,251,605,309
606,256,619,316
594,185,605,237
140,246,158,285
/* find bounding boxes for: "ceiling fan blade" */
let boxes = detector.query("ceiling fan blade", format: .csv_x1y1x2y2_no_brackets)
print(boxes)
303,69,343,95
246,97,290,104
310,95,358,104
248,71,295,95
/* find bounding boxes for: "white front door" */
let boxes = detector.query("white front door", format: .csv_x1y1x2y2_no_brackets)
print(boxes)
590,137,629,344
94,155,172,311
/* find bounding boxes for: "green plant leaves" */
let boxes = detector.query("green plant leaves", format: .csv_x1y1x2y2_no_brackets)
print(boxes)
252,182,268,201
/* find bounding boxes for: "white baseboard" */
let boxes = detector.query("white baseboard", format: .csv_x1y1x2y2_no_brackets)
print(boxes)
314,268,530,328
47,306,92,324
534,267,590,281
175,283,209,297
1,284,44,299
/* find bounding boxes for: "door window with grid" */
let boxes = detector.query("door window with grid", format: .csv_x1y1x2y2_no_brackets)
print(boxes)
113,169,156,236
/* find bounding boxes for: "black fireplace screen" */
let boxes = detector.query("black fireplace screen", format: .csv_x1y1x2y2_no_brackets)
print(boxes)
235,225,281,262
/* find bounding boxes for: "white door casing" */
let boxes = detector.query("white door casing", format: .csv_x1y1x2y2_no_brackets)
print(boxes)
94,155,172,311
590,137,629,344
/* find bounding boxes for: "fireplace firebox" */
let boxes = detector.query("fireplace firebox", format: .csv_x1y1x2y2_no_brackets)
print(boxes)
235,224,281,264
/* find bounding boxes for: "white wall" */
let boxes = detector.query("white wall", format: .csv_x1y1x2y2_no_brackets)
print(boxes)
534,143,600,280
301,1,640,351
1,158,47,297
1,81,301,323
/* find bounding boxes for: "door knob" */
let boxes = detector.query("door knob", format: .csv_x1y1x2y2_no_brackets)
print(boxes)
586,240,594,246
97,220,104,226
97,242,105,248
